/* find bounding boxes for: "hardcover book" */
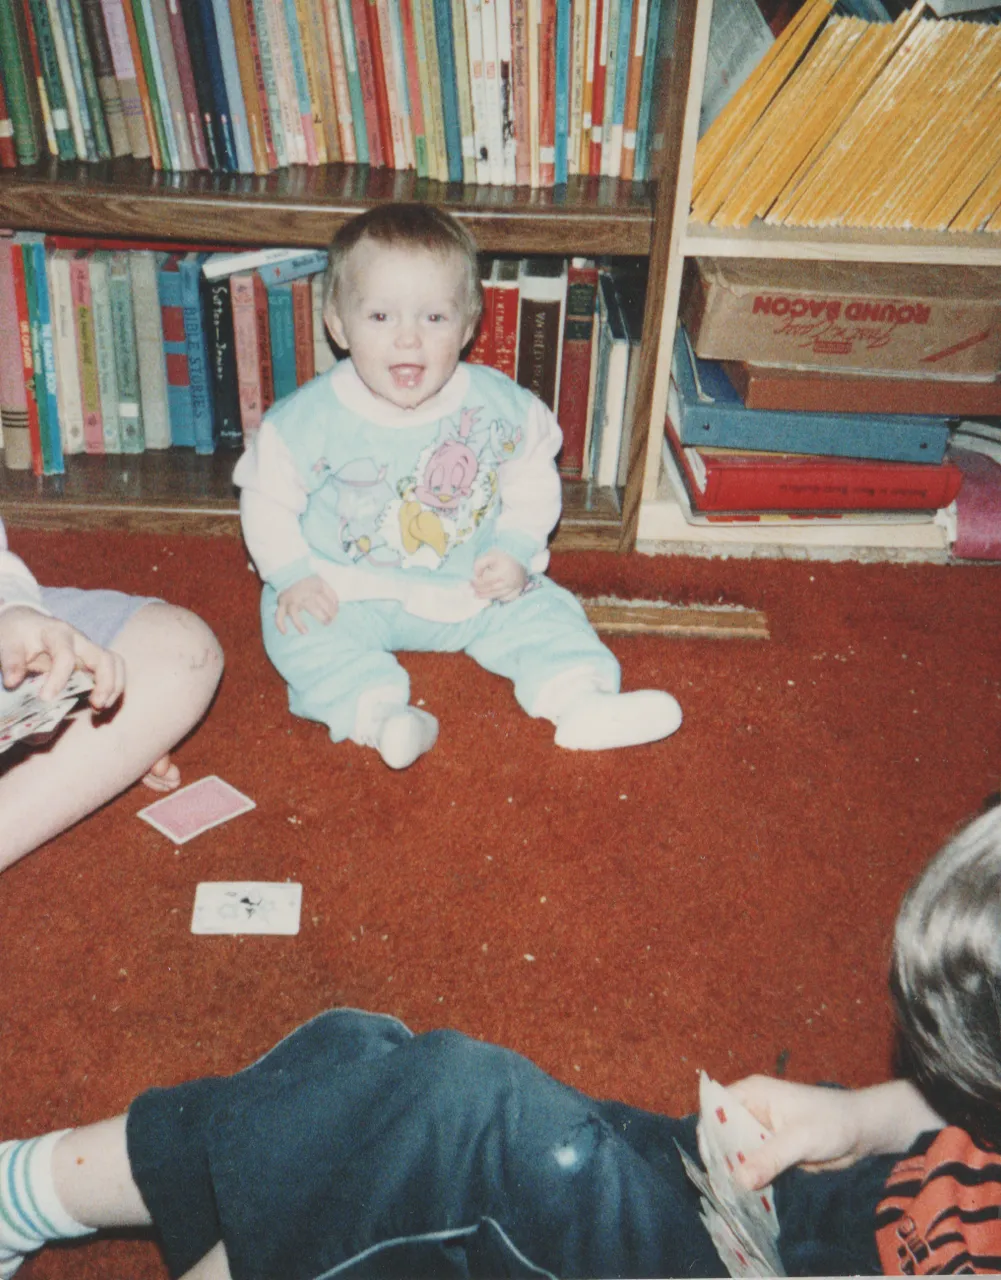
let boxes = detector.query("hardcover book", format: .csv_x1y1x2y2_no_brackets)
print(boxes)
69,249,105,455
266,278,297,402
200,270,243,448
179,250,215,454
490,256,519,380
465,255,496,368
88,248,124,453
10,238,45,475
589,268,630,487
98,0,152,159
26,0,77,159
290,274,314,385
227,0,273,171
350,0,385,166
516,256,567,410
230,268,265,442
20,234,64,474
0,0,45,163
80,0,132,156
129,248,172,448
556,257,598,476
324,0,359,162
207,0,250,170
156,251,195,447
107,248,144,452
0,237,33,469
47,247,86,454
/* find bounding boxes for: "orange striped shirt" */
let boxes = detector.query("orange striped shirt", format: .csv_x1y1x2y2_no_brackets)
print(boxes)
876,1126,1001,1274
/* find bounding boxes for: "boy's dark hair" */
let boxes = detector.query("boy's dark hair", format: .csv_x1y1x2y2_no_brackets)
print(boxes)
323,203,483,322
891,804,1001,1144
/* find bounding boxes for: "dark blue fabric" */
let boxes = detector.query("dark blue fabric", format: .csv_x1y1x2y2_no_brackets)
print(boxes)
126,1009,890,1280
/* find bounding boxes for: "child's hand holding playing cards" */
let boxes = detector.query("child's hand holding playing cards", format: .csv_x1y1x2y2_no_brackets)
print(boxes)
0,605,125,711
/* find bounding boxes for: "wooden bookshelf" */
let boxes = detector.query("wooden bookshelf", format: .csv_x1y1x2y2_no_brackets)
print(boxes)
0,453,625,550
0,162,655,255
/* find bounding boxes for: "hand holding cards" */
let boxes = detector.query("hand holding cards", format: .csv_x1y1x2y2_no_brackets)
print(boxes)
0,670,95,754
675,1073,786,1277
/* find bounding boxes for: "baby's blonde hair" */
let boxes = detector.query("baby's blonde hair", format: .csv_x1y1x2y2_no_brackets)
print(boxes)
323,203,483,324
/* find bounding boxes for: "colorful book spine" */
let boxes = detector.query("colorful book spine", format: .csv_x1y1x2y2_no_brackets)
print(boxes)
556,258,597,475
433,0,463,180
80,0,132,155
391,0,417,168
374,0,406,168
537,0,556,186
281,0,320,164
450,0,475,179
516,256,567,410
51,0,97,159
129,249,172,447
320,0,355,163
617,0,645,180
228,0,273,171
179,251,214,454
249,0,287,165
230,269,263,442
135,0,182,167
463,0,489,182
114,0,161,165
417,0,444,180
26,0,76,159
465,259,495,367
107,249,144,452
629,0,658,182
161,0,210,167
179,0,224,169
480,0,504,186
490,257,519,380
299,0,339,163
363,0,393,166
18,0,57,160
0,238,32,470
509,0,529,185
196,0,239,169
66,0,113,157
0,65,19,168
20,234,63,474
68,250,104,455
266,279,296,402
290,275,313,385
88,249,123,453
553,0,570,184
253,267,274,413
334,0,366,163
98,0,150,158
209,0,252,170
567,0,586,175
495,0,515,185
0,0,44,163
200,270,242,448
595,0,620,176
254,249,329,285
586,0,605,173
398,0,426,175
46,247,86,455
601,0,630,176
264,0,305,164
9,239,44,475
156,252,195,447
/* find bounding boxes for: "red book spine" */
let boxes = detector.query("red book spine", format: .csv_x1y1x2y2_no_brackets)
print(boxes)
364,0,394,167
666,418,966,514
350,0,385,166
9,243,43,476
465,283,496,368
491,283,518,380
398,0,424,165
253,270,274,413
538,0,556,187
165,0,211,169
290,275,314,385
556,261,598,476
587,0,606,173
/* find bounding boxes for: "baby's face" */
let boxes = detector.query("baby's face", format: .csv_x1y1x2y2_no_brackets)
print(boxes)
326,241,478,411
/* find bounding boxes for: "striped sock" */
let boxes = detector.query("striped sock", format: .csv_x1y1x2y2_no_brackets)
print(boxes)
0,1133,95,1277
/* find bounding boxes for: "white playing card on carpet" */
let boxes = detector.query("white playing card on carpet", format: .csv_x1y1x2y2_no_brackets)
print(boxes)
138,776,256,843
191,882,303,935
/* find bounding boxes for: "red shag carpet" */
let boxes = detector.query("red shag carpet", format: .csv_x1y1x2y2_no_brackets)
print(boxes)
1,528,1000,1278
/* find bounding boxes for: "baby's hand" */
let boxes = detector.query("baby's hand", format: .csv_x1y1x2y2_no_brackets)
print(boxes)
472,550,527,602
276,575,340,635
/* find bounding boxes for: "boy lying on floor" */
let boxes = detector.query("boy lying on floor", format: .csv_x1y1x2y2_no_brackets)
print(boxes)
3,806,1000,1278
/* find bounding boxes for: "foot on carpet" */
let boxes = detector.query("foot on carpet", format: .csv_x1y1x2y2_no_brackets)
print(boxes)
554,690,683,750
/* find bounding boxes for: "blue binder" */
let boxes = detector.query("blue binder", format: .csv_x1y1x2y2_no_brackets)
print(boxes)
670,327,952,465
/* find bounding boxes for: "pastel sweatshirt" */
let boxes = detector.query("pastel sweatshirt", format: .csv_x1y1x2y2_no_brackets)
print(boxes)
234,360,564,623
0,518,45,616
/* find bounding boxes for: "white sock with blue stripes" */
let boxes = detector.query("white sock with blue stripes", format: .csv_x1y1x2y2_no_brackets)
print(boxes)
0,1134,95,1277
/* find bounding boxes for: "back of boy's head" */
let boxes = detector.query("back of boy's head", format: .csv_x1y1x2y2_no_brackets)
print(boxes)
324,203,483,322
891,804,1001,1142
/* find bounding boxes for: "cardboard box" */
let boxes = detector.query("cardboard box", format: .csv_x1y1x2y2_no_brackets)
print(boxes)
680,259,1001,377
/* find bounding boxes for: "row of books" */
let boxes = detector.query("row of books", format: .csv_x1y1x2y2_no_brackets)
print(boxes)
0,0,668,184
693,0,1001,232
0,233,647,487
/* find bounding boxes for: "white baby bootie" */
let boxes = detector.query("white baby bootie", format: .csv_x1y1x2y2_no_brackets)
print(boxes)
375,706,440,769
554,689,682,750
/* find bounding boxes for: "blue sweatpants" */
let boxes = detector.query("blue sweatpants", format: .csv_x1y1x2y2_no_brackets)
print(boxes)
260,577,620,741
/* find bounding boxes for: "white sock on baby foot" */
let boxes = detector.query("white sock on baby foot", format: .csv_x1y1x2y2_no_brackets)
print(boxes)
0,1133,95,1277
376,707,439,770
554,690,683,750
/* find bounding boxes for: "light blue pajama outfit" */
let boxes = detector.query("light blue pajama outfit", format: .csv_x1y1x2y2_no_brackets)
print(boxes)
235,360,621,742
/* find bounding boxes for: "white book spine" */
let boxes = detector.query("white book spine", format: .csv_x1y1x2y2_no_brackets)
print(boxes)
48,251,86,455
494,0,517,185
130,251,172,450
481,0,506,186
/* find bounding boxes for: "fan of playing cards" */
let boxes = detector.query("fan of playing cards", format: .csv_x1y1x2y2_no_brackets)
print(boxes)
0,670,95,755
675,1073,786,1278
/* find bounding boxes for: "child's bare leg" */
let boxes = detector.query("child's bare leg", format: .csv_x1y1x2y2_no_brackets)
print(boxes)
0,602,223,872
